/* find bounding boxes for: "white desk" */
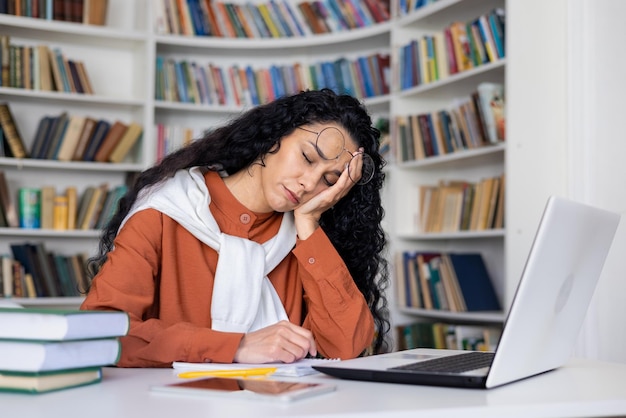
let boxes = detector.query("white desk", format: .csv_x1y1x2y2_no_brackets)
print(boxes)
2,358,626,418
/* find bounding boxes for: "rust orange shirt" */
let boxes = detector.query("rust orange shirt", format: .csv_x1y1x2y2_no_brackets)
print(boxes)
81,170,374,367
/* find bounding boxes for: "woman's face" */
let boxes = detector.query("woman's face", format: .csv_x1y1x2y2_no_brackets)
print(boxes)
258,123,360,213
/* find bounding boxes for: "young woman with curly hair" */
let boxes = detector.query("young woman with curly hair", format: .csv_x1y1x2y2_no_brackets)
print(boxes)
81,88,390,367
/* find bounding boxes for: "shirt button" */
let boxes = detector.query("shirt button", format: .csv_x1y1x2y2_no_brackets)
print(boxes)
308,257,315,264
240,213,251,224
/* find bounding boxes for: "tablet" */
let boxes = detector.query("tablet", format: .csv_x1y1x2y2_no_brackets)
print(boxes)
150,377,336,402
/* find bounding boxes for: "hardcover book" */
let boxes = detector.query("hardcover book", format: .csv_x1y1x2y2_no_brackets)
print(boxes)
0,367,102,394
0,307,129,341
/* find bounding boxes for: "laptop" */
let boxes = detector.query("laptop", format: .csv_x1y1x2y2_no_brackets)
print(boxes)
314,196,621,389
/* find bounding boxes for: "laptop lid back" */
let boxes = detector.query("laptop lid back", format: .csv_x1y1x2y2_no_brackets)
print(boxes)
486,196,620,388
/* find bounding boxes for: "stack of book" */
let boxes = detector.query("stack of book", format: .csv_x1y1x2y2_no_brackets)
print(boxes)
0,307,129,394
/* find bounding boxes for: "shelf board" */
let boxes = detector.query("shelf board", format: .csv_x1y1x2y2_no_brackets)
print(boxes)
0,14,147,47
398,306,505,324
0,87,145,108
0,157,143,172
397,143,505,170
154,100,245,114
397,229,505,240
398,59,506,98
0,228,101,238
155,22,392,51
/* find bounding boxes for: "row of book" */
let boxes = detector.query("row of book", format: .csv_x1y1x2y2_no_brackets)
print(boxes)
0,103,143,163
155,123,201,163
398,8,505,89
155,53,390,107
155,0,390,38
1,244,90,298
395,251,501,313
416,174,505,235
4,181,127,232
396,0,438,17
0,0,109,25
396,321,501,352
155,116,390,163
0,307,128,393
395,82,505,162
0,36,95,94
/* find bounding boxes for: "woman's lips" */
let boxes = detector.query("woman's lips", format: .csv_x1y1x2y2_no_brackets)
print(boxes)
285,187,300,205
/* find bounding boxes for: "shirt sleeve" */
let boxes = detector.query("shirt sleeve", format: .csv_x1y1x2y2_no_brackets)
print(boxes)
80,209,243,367
292,227,375,359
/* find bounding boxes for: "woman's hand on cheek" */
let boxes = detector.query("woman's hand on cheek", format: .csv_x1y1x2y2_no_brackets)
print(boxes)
293,167,356,239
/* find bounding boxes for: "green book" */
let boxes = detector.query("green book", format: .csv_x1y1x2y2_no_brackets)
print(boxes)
18,187,41,228
0,367,102,394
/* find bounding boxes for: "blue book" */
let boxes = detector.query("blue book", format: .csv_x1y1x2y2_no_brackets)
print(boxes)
269,65,285,99
245,66,260,105
82,120,111,161
356,56,374,97
246,2,271,38
335,57,355,96
324,0,348,31
448,253,501,311
187,0,207,35
283,0,306,36
321,61,339,93
489,12,505,58
173,61,189,103
269,0,293,37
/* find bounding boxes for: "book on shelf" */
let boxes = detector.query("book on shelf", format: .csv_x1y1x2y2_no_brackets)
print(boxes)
476,82,505,144
53,195,69,230
82,119,112,161
0,170,19,228
0,367,102,394
395,321,501,352
447,253,501,312
18,188,41,229
93,121,128,162
396,251,501,313
0,103,28,159
56,115,87,161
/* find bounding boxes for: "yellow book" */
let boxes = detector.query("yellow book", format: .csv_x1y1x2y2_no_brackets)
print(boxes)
66,186,78,230
258,4,281,38
40,186,56,230
53,195,69,230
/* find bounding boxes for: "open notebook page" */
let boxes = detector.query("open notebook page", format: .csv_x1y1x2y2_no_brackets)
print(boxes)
172,358,339,377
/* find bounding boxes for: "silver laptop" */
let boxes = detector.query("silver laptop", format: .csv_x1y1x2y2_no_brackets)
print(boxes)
314,196,621,389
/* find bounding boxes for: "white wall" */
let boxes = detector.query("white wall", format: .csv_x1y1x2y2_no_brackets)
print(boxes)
507,0,626,363
568,0,626,363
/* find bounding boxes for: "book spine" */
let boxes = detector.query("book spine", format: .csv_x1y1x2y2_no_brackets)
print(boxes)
18,188,41,228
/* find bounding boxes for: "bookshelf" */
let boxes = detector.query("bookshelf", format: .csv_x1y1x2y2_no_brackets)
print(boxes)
0,0,392,305
386,0,508,348
0,1,152,305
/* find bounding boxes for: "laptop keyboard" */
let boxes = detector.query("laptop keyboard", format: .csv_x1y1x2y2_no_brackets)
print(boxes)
390,351,495,374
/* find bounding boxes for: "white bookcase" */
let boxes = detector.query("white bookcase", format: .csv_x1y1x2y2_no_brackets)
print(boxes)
386,0,508,339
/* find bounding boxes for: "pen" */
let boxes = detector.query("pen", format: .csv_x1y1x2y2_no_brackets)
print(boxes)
177,367,278,379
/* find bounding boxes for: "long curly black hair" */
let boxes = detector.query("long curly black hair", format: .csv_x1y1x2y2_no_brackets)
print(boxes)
88,88,390,354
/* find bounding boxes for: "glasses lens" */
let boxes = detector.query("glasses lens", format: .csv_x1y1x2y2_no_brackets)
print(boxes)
348,152,375,185
315,127,345,160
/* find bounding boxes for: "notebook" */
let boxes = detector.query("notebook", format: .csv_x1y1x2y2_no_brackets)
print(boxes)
314,196,621,389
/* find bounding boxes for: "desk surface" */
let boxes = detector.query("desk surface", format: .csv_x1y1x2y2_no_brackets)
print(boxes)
2,358,626,418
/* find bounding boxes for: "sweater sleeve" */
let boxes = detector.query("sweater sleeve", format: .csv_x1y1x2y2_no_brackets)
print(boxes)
292,227,375,359
80,209,244,367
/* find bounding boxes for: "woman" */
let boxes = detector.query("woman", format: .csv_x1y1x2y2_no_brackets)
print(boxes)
81,88,390,367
